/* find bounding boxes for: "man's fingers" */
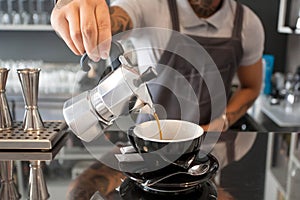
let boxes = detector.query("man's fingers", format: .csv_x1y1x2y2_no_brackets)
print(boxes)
54,18,81,55
66,9,85,55
96,4,111,60
80,3,99,62
51,0,112,61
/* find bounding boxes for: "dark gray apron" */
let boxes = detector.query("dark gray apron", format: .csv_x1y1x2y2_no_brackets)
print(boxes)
143,0,244,161
147,0,243,124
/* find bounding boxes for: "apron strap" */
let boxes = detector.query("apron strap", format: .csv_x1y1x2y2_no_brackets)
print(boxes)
232,2,244,38
212,1,243,161
166,0,242,163
167,0,180,31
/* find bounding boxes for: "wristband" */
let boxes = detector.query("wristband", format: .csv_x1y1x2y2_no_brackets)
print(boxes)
221,113,229,131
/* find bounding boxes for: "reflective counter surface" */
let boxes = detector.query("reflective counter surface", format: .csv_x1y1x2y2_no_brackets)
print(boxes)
0,130,299,200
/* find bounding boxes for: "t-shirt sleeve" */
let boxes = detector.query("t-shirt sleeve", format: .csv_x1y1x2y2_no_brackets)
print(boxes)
111,0,144,28
240,6,265,66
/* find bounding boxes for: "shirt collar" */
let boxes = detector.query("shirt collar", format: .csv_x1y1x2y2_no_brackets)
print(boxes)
177,0,231,30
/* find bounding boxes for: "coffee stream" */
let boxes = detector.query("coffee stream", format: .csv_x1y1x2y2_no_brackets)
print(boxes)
153,112,163,140
146,103,163,140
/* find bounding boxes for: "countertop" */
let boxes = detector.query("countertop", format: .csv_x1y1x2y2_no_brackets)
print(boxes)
6,93,300,132
1,130,299,200
1,94,299,200
247,95,300,132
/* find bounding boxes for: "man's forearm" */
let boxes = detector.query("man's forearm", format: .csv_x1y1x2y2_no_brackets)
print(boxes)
110,6,133,35
225,87,259,127
225,58,262,128
67,161,125,200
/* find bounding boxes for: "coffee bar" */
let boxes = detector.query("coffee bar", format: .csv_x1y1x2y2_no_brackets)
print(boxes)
1,0,300,200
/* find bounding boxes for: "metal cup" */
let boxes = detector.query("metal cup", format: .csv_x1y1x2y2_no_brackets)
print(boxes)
17,68,44,131
28,161,49,200
0,67,13,130
0,161,21,200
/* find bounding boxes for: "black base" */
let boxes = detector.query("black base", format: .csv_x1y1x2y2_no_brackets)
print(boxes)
119,178,217,200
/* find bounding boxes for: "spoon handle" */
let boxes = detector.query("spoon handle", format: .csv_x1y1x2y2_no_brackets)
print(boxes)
142,171,187,187
142,162,210,187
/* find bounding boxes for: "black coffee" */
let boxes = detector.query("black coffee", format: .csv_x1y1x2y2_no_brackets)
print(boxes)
153,112,163,140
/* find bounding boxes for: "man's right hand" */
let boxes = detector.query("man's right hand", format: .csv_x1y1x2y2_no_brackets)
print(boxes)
51,0,112,62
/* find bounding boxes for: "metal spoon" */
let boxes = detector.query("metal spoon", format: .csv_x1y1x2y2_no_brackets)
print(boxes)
158,153,196,169
142,161,210,187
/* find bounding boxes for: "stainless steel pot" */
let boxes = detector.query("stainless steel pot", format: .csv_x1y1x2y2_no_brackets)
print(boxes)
63,41,157,142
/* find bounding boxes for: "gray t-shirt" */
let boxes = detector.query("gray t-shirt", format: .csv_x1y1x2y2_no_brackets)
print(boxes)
111,0,265,67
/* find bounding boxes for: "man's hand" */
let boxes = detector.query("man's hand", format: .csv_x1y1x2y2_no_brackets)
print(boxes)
201,114,227,132
51,0,111,62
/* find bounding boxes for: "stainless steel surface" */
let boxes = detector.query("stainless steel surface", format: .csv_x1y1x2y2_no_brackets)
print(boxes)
0,121,67,150
0,67,13,130
0,118,67,200
259,95,300,127
63,54,156,142
17,68,44,131
135,67,157,86
0,161,21,200
89,55,154,122
0,128,69,199
63,91,106,142
142,162,210,187
28,161,49,200
90,64,133,121
188,162,210,175
0,131,69,160
284,81,300,111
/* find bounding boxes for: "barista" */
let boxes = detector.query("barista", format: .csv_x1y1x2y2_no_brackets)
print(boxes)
51,0,264,131
51,0,264,199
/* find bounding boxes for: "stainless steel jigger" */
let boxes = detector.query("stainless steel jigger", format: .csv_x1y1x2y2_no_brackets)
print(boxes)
17,68,44,131
0,161,21,200
0,69,18,199
0,68,12,130
28,161,49,200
